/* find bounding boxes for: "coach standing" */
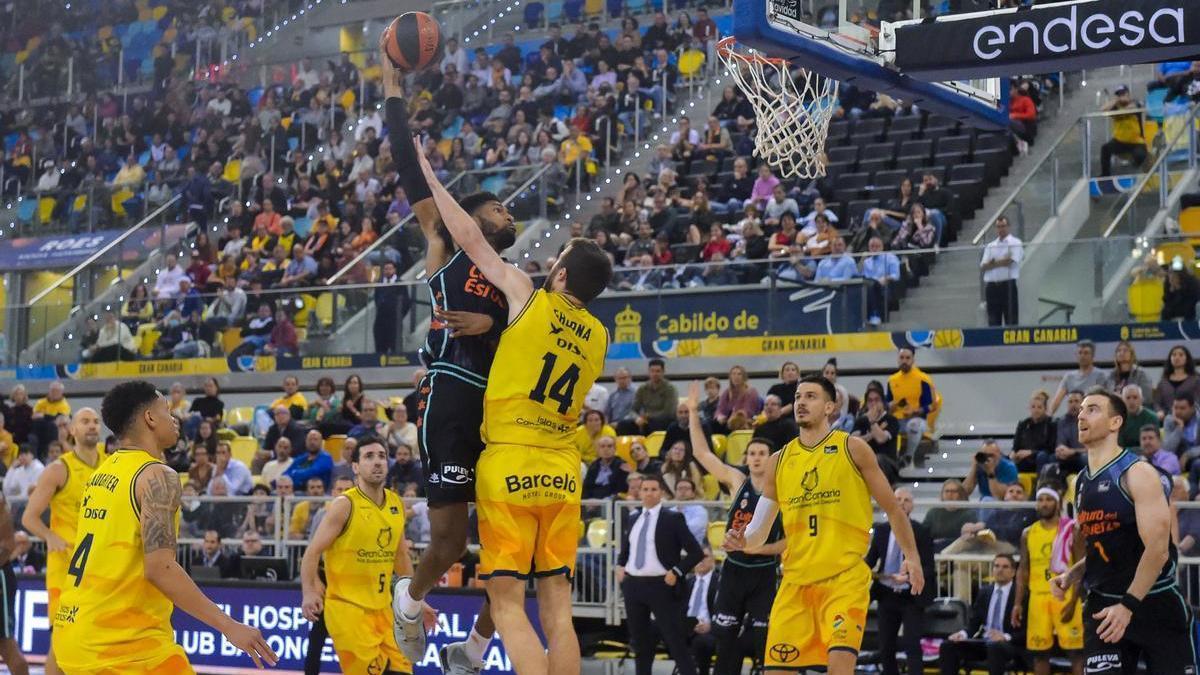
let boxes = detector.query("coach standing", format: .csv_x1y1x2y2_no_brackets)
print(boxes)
980,215,1023,326
866,487,936,675
617,474,705,675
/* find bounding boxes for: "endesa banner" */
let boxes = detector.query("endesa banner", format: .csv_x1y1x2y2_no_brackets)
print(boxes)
14,578,531,674
892,0,1200,80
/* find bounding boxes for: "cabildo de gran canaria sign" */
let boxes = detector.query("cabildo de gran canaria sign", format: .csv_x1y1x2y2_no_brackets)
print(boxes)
889,0,1200,81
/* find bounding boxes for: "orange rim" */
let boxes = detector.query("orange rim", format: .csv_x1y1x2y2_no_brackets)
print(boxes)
716,36,787,66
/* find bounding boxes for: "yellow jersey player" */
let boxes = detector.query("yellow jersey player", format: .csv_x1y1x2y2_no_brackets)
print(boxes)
51,380,276,674
1013,487,1083,675
725,375,924,674
398,140,612,675
21,407,106,675
301,434,429,674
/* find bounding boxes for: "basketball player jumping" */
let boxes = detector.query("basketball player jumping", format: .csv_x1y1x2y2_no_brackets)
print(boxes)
377,32,513,675
52,381,275,673
1012,486,1083,675
22,407,107,675
725,375,923,674
406,137,612,675
302,434,430,675
684,382,785,674
1051,389,1198,673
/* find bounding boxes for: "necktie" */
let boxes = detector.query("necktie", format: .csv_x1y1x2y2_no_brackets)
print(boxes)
884,534,902,576
989,586,1004,632
634,509,651,569
690,577,705,617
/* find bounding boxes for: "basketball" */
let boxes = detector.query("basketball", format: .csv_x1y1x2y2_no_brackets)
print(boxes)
382,11,444,73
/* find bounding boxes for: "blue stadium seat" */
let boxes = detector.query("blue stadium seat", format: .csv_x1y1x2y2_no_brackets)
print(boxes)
247,87,264,109
16,199,36,223
545,2,563,23
563,0,584,21
524,2,545,26
138,150,151,166
607,0,623,16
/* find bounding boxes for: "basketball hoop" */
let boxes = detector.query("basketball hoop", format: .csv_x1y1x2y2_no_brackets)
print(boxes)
717,36,840,179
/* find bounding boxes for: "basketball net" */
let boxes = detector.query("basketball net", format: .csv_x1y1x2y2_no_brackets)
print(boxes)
717,36,839,179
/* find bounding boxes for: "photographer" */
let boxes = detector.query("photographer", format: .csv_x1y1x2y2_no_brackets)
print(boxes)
960,440,1018,501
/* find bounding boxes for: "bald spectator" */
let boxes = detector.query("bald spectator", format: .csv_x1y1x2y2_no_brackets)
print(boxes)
263,405,308,453
330,436,358,484
607,368,637,432
261,437,294,487
583,435,628,499
1119,383,1159,449
961,440,1017,501
11,531,43,574
285,429,333,492
270,375,308,418
153,254,188,299
755,394,800,449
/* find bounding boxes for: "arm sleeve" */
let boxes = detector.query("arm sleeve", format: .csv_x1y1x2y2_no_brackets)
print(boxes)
384,98,433,205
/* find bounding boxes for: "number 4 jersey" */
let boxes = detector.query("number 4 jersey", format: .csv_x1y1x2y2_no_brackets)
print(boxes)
53,448,190,672
482,289,608,451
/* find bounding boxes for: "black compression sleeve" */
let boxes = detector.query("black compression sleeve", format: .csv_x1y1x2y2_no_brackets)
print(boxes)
384,97,433,205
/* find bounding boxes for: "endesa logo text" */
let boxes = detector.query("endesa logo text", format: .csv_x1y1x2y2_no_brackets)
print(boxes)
973,5,1186,60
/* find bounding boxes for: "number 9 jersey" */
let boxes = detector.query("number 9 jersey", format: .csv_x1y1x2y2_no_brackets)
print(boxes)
481,289,608,451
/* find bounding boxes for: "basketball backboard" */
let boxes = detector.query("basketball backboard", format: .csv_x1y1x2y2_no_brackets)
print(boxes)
731,0,1009,128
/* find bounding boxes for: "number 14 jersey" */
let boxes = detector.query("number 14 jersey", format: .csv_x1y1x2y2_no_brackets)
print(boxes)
482,289,608,451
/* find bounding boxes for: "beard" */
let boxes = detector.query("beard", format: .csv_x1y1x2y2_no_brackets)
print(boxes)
486,225,516,251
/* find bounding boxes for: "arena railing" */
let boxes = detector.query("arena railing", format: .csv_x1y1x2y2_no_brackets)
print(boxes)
10,497,1196,625
3,232,1195,368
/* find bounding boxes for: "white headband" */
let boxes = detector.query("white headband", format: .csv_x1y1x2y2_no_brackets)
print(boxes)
1036,487,1061,503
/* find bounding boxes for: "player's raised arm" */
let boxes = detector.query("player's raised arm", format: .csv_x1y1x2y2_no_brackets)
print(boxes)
848,436,925,595
21,461,68,551
136,464,278,668
685,381,745,490
724,452,780,552
378,32,449,276
413,140,534,311
300,495,351,622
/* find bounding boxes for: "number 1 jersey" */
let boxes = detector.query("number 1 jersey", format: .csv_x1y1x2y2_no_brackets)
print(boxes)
482,289,608,451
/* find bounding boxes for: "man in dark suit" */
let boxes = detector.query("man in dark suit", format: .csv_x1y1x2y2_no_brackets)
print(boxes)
939,553,1025,675
190,529,237,578
617,474,705,675
683,549,720,675
866,487,936,675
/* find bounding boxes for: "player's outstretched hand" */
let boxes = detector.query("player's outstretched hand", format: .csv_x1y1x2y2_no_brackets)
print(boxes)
1049,573,1069,601
1092,603,1132,644
45,531,70,553
900,557,924,596
223,620,279,668
377,27,403,99
434,308,494,338
685,381,701,414
722,527,746,552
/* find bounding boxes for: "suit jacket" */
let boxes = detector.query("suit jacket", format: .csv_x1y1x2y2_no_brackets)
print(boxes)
683,568,720,625
967,583,1025,644
865,519,936,606
618,505,705,581
190,550,238,578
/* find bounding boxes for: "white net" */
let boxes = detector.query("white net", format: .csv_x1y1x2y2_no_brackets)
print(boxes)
717,36,840,179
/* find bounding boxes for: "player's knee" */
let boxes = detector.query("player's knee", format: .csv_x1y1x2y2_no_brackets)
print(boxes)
711,613,741,639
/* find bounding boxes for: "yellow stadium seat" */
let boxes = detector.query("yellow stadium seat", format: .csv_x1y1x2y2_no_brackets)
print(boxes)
339,89,356,111
216,428,236,441
325,434,346,459
701,473,720,500
151,5,167,20
231,436,259,466
98,25,112,40
72,194,87,213
111,187,134,216
1017,472,1036,498
706,521,727,561
15,50,28,65
221,327,242,355
710,433,727,460
315,293,335,327
280,116,292,130
1181,207,1200,246
1128,276,1164,322
437,138,453,159
138,327,160,356
678,50,705,78
389,396,405,411
226,406,256,427
615,435,643,468
222,159,241,183
584,0,603,16
586,518,609,548
644,430,666,457
25,36,41,52
294,293,317,328
724,429,754,466
38,196,55,223
1155,241,1196,267
179,473,189,486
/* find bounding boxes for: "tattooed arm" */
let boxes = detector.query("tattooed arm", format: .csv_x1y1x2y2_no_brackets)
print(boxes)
137,463,278,668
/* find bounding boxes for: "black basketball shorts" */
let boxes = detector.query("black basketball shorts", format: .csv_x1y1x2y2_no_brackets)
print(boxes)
416,370,486,505
1083,589,1198,674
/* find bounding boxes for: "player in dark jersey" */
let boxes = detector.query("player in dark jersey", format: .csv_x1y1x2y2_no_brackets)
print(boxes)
685,382,785,675
1051,389,1198,674
377,45,514,675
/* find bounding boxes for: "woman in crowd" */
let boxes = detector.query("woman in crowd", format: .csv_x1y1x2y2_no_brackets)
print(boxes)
307,376,343,433
121,282,154,328
659,440,702,496
1154,344,1199,418
1105,339,1154,402
573,410,617,464
715,365,763,432
1012,389,1055,473
767,361,802,416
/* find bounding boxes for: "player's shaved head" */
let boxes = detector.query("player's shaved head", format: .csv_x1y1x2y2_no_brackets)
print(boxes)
72,407,102,447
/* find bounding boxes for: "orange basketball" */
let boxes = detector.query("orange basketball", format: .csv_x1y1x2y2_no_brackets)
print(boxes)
382,12,444,73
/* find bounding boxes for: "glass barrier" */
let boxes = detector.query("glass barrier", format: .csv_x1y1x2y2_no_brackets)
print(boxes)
5,232,1200,368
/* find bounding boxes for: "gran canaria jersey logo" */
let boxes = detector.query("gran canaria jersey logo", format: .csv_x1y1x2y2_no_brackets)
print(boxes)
801,468,819,493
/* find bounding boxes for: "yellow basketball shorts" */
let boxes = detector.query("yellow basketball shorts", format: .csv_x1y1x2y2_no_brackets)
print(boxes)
46,550,67,621
52,636,193,675
475,443,581,579
1026,590,1084,652
325,596,412,675
764,562,871,670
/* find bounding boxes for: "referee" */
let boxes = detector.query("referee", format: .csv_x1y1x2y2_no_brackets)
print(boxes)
684,383,785,675
1052,389,1198,672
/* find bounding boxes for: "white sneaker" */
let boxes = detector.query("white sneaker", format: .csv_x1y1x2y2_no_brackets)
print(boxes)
392,578,427,663
440,641,482,675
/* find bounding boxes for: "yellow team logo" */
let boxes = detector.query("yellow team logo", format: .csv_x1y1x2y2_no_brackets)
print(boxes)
376,527,393,550
801,468,819,493
613,304,642,344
